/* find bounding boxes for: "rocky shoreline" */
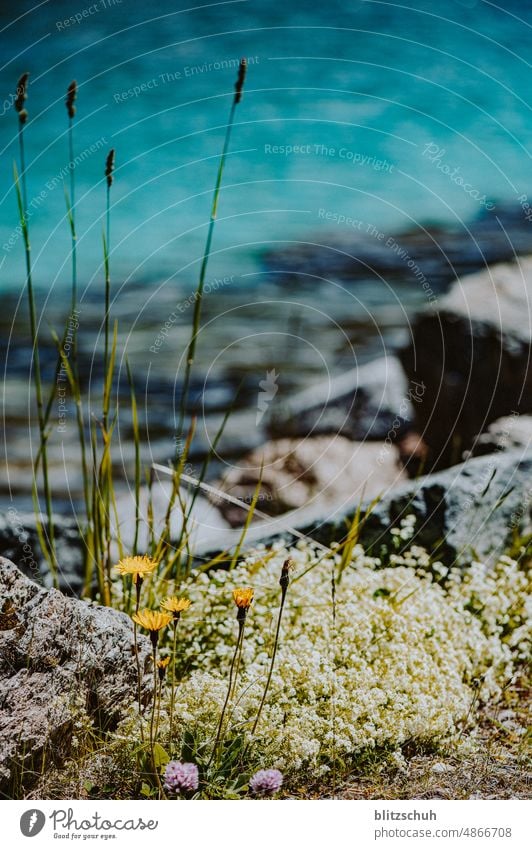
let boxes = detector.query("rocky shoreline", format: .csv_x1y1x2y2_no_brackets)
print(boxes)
2,237,532,796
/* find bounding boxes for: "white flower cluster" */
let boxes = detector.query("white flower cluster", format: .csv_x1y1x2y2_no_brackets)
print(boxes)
169,524,530,773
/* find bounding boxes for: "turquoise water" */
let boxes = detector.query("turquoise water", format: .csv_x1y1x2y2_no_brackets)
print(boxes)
2,0,532,296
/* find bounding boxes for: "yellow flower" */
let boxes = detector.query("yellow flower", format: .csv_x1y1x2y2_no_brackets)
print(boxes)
161,596,192,618
115,555,158,584
157,656,170,670
132,609,172,633
232,587,254,609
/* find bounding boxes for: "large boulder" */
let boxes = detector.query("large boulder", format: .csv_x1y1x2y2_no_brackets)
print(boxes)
0,558,152,793
400,258,532,469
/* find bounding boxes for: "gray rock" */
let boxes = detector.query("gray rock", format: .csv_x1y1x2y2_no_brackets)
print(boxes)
197,450,532,567
0,558,152,793
299,449,532,565
400,258,532,469
268,356,415,442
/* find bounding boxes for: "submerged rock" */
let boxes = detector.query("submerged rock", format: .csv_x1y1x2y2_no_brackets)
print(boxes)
113,477,231,551
263,204,532,290
0,558,151,793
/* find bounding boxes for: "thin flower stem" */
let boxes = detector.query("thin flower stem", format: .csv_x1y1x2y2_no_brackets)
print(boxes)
208,616,245,767
155,677,163,740
134,581,145,743
149,644,165,797
149,646,157,748
251,585,287,736
169,619,179,744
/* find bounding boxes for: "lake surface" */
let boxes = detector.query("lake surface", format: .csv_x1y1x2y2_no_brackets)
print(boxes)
2,0,532,295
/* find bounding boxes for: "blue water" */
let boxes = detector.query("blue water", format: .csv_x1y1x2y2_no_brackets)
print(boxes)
2,0,532,296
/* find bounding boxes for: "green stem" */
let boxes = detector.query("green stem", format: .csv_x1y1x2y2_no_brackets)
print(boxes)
208,614,245,767
150,642,166,798
65,117,90,535
15,131,56,581
103,184,111,431
18,125,28,213
176,98,238,447
134,581,145,743
149,647,158,771
155,676,163,740
251,585,287,736
169,619,179,744
68,116,77,313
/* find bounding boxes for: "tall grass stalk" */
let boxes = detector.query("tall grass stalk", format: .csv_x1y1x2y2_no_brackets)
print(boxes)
103,148,115,428
13,72,57,580
126,360,141,555
177,58,247,443
66,81,78,312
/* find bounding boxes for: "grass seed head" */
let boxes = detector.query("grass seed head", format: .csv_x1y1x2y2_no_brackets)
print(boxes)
15,72,29,124
234,58,247,104
66,80,77,119
105,148,115,188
